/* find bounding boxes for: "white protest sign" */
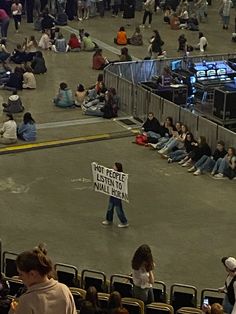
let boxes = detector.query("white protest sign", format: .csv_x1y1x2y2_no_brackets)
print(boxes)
91,162,129,202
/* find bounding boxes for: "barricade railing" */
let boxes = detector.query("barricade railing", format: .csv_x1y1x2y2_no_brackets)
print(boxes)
179,108,199,139
148,93,163,122
163,99,181,124
117,78,134,115
217,126,236,148
104,70,119,92
198,116,218,149
133,85,150,121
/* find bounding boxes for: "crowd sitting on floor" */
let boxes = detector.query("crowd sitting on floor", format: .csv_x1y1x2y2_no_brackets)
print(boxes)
135,112,236,180
0,243,235,314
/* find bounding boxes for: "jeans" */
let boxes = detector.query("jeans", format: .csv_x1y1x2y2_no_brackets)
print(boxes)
143,10,152,25
195,155,215,172
223,294,234,314
146,131,161,140
0,18,10,37
163,138,178,152
13,15,21,30
106,196,128,224
133,285,154,304
48,0,56,13
169,150,187,161
212,158,229,174
222,15,230,26
156,137,169,149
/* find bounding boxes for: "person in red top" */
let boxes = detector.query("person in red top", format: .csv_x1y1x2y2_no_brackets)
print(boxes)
0,9,10,38
68,33,81,52
92,48,108,70
114,26,127,45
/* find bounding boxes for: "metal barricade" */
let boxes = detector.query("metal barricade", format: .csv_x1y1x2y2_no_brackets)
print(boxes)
179,108,198,138
148,93,163,121
104,70,119,91
117,78,134,115
217,126,236,148
198,116,218,149
162,99,180,123
133,84,150,121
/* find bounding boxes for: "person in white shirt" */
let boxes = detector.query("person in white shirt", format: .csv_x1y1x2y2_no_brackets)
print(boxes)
140,0,155,28
219,257,236,314
23,65,36,89
131,244,155,304
220,0,233,29
0,113,17,144
196,32,208,52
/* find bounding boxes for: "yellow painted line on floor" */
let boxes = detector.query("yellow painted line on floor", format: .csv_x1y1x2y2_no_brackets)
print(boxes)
0,133,111,154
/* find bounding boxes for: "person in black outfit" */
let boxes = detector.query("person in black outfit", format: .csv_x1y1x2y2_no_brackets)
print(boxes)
142,112,162,143
41,9,55,30
150,30,164,59
3,66,23,91
10,44,27,64
66,0,76,20
26,0,34,22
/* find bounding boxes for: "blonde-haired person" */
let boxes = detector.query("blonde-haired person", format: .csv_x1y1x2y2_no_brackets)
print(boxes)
9,244,77,314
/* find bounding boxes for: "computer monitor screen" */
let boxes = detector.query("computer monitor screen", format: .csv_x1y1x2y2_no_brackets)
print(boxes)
171,60,182,71
207,69,216,76
217,68,226,76
196,70,205,77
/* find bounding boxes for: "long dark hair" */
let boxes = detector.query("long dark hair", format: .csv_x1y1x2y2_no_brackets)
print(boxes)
85,287,99,308
132,244,154,271
108,291,122,309
23,112,35,124
115,162,123,172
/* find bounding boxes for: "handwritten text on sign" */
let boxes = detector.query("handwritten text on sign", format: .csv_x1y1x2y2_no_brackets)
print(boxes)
91,162,129,202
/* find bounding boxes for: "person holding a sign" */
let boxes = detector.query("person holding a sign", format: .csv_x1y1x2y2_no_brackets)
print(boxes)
102,162,129,228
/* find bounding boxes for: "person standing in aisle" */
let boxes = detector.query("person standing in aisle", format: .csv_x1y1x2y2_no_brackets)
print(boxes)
123,0,135,26
11,0,22,33
102,162,129,228
0,9,10,38
140,0,155,28
26,0,34,23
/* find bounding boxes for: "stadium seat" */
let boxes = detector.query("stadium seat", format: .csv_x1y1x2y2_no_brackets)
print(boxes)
69,288,86,310
7,278,25,297
122,297,145,314
110,274,133,297
200,288,224,305
55,263,80,287
81,269,108,292
153,281,168,303
170,284,197,312
3,251,18,277
98,292,110,309
177,307,203,314
146,302,174,314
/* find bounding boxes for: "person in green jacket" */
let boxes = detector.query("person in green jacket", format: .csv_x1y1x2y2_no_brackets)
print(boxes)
53,82,74,108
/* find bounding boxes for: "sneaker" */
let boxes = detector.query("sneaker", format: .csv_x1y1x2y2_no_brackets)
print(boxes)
168,158,173,163
149,143,158,149
188,166,196,172
140,24,145,28
148,24,151,28
214,173,225,179
118,223,129,228
178,159,185,165
194,169,201,176
211,171,215,176
182,161,191,167
102,220,112,225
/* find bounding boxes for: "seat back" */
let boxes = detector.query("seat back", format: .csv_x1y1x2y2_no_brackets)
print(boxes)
200,289,224,306
122,297,145,314
170,284,197,313
146,302,174,314
55,263,79,287
69,289,85,310
81,269,108,292
98,292,110,309
7,278,25,297
177,307,203,314
153,281,168,303
3,252,18,277
110,274,133,297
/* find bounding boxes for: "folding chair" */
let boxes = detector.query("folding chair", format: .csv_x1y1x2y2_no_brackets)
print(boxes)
3,252,18,278
177,307,203,314
110,274,133,297
200,288,224,306
153,281,168,303
98,292,110,309
81,269,108,292
122,297,145,314
146,302,174,314
170,284,197,313
69,288,86,310
55,263,79,287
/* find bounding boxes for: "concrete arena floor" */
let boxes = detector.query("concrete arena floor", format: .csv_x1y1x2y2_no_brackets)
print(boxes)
0,137,235,294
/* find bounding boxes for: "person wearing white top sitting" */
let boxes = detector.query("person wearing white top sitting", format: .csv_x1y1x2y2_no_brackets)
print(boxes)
23,65,36,89
0,113,17,144
196,32,208,52
132,244,155,304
